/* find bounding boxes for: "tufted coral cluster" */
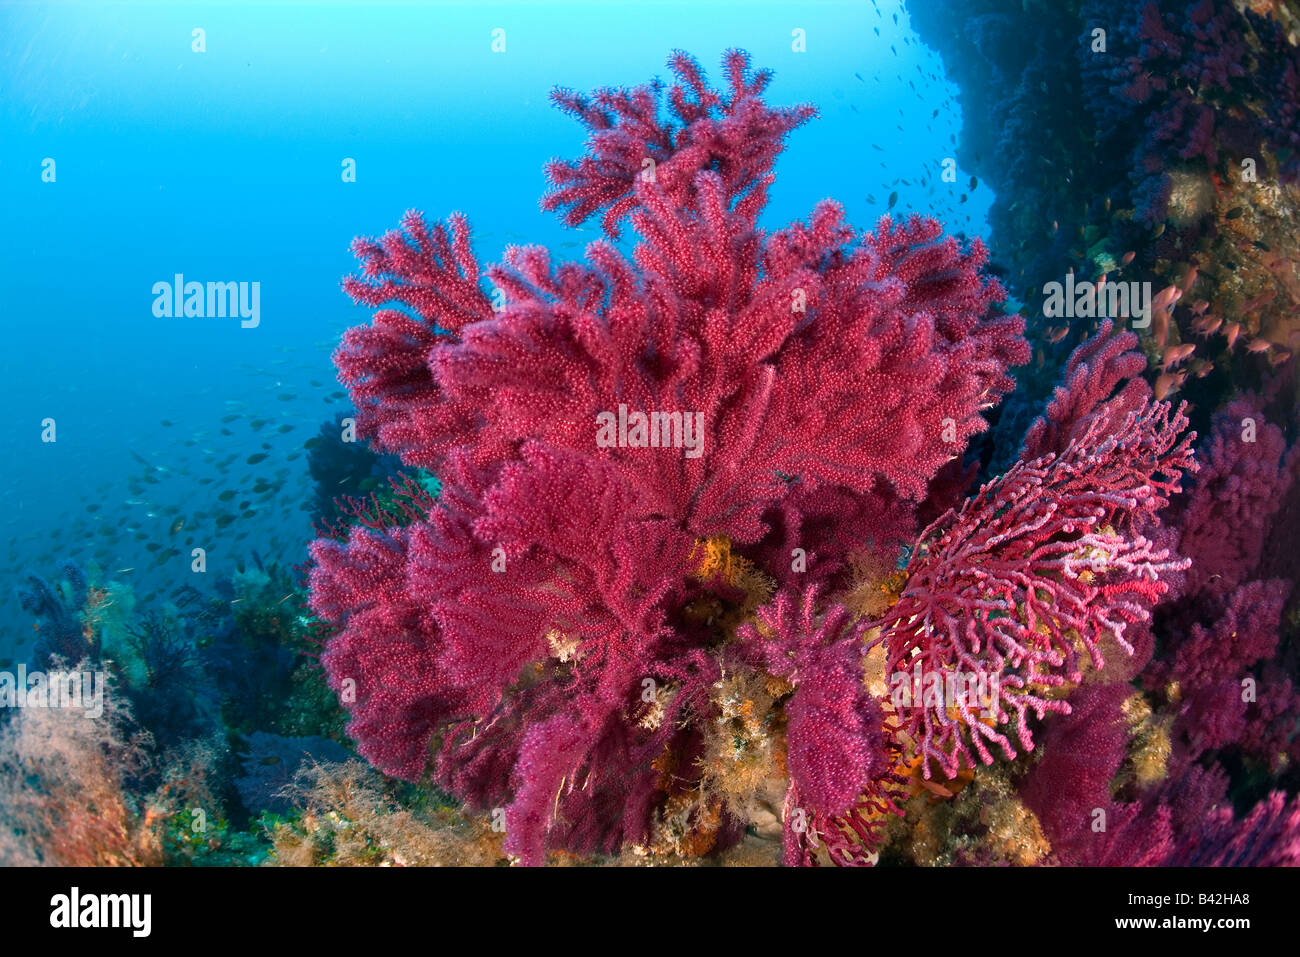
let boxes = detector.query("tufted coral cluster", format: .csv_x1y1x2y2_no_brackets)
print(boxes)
309,48,1300,866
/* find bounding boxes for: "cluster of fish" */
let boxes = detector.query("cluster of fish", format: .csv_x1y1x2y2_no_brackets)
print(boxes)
845,1,988,235
1039,252,1294,401
2,355,357,636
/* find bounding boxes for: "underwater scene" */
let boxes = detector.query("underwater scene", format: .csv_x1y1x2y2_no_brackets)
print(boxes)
3,0,1300,883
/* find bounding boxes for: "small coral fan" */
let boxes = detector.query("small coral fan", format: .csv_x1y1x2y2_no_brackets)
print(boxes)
309,49,1212,866
871,391,1196,778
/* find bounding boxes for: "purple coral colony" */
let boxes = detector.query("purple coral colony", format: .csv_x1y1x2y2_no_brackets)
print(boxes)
7,0,1300,875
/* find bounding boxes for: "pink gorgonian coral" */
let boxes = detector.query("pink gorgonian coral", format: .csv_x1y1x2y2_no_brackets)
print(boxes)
868,392,1197,779
309,49,1030,864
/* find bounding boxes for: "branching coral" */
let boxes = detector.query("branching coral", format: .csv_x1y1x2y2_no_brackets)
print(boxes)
870,394,1196,778
311,49,1029,866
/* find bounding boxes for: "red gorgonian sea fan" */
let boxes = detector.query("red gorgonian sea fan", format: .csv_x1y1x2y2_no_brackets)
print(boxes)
310,49,1047,865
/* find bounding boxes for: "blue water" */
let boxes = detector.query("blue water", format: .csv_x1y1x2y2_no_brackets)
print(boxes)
0,0,990,658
